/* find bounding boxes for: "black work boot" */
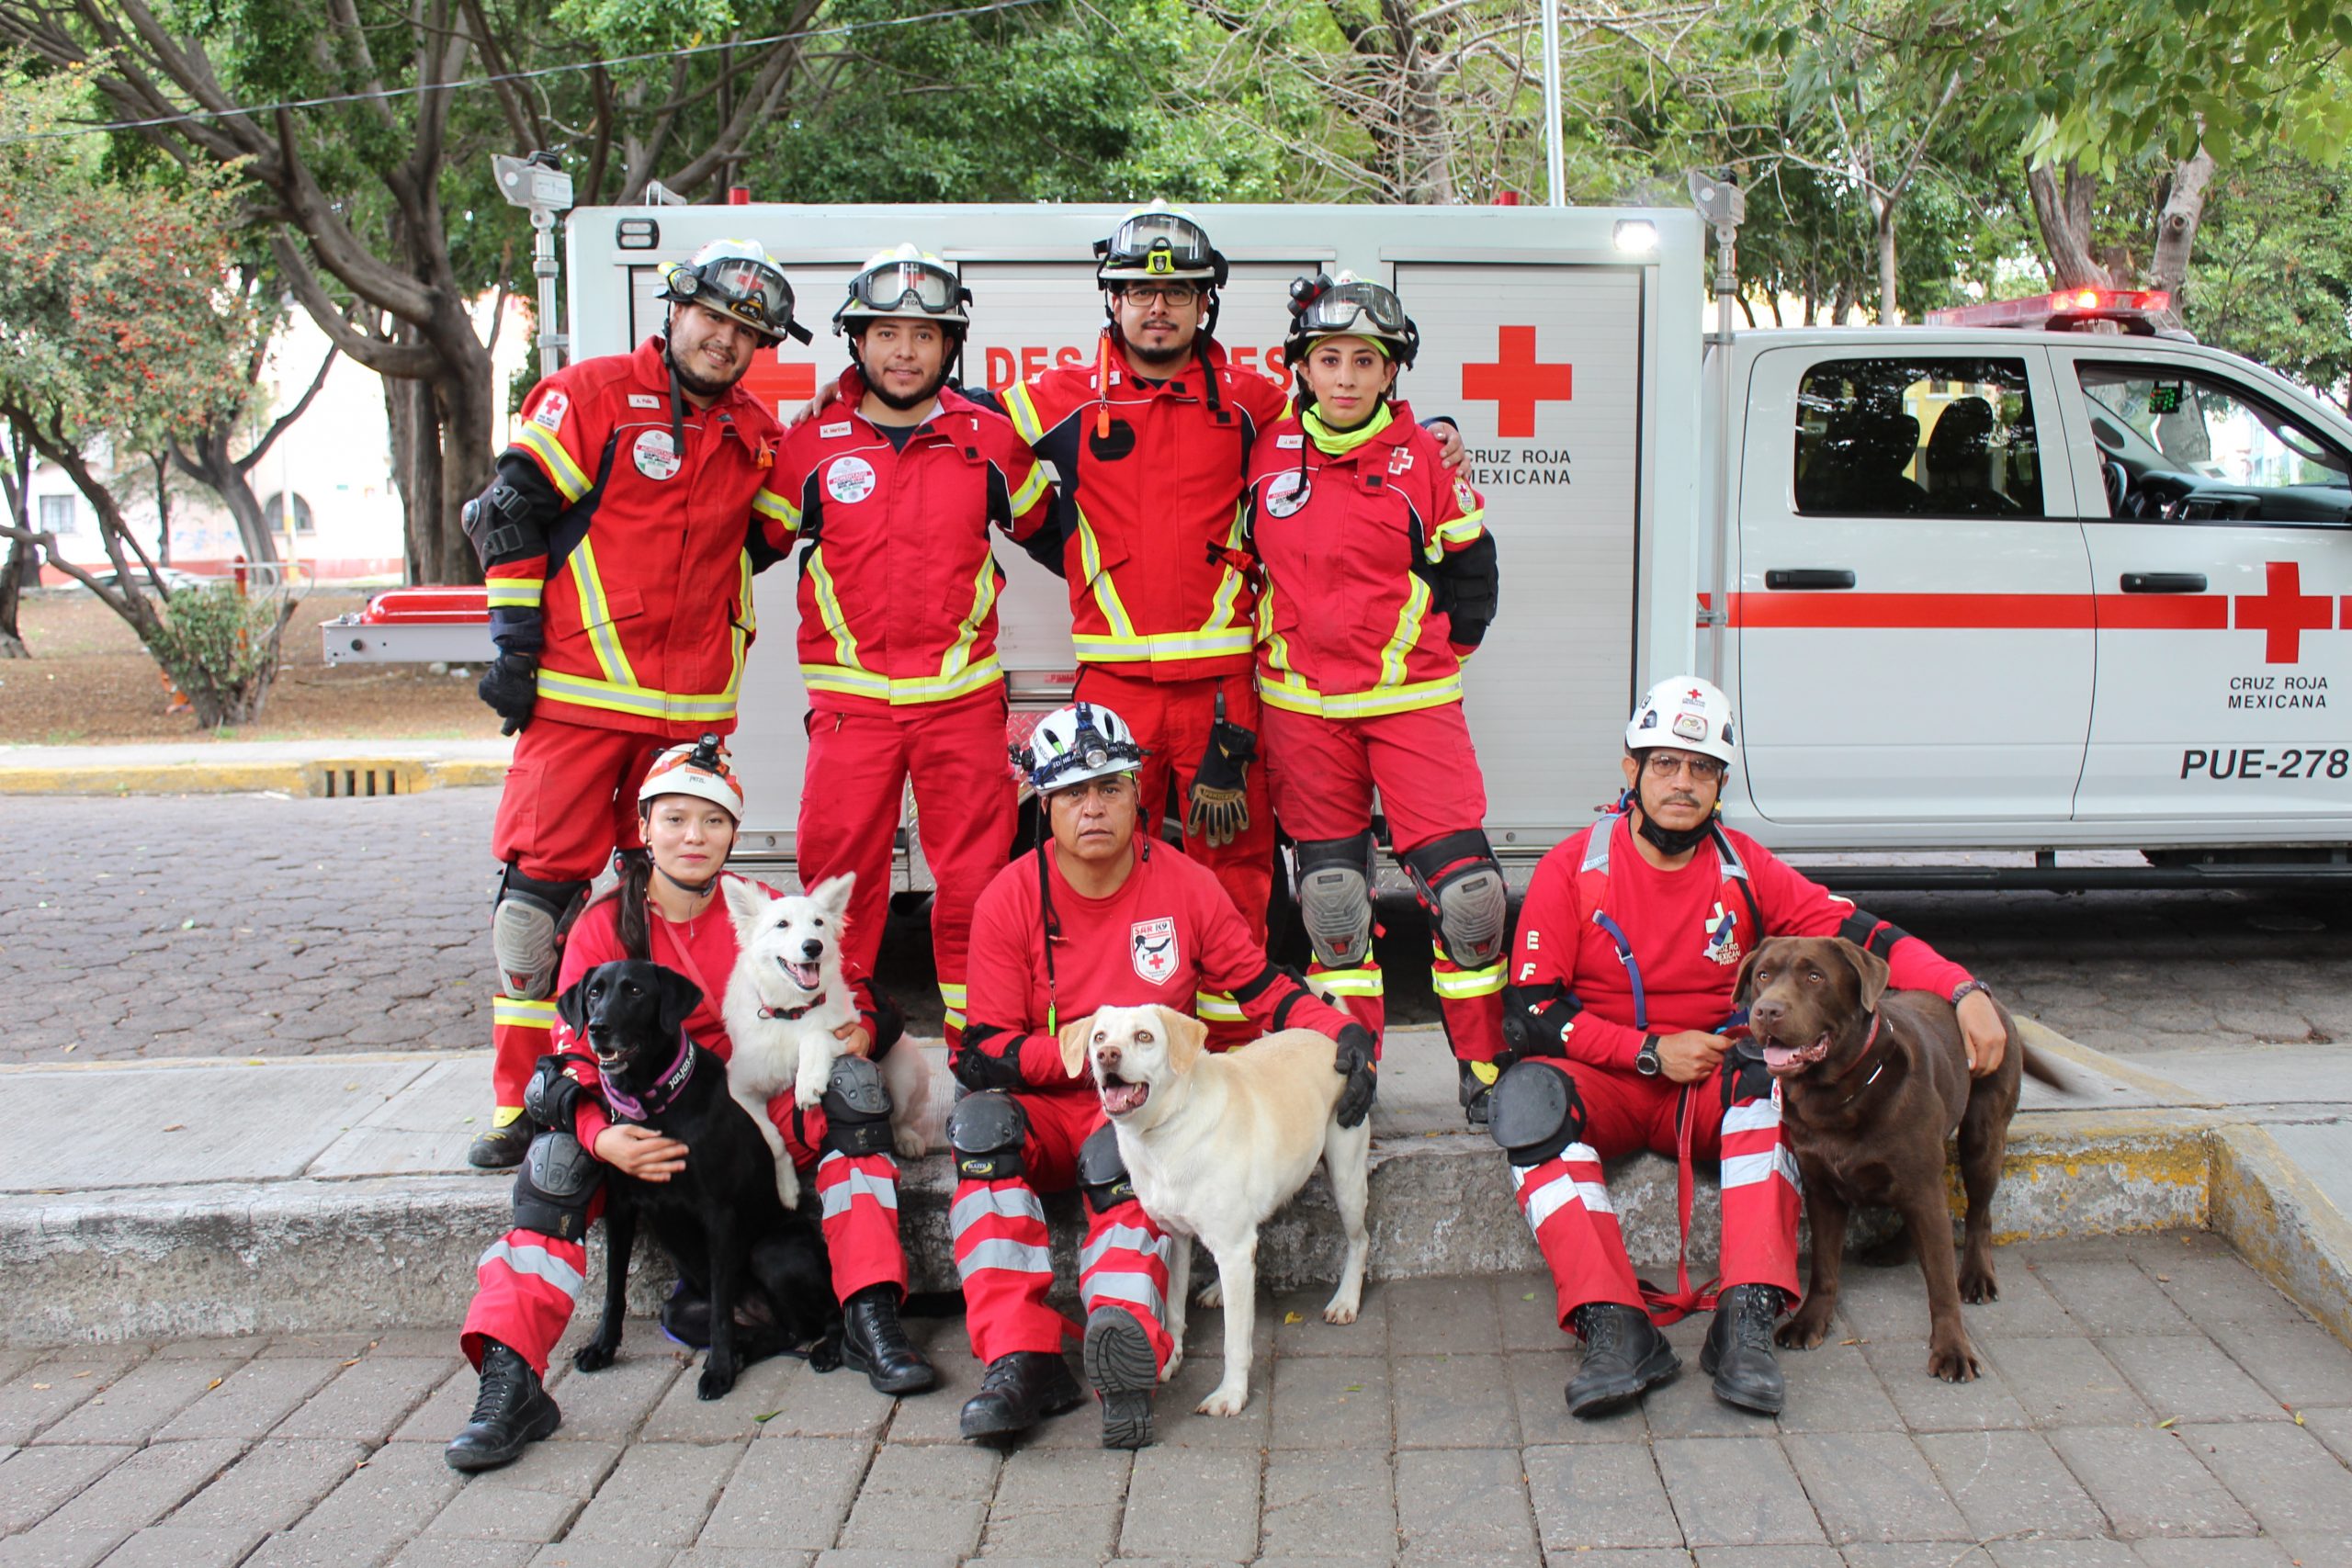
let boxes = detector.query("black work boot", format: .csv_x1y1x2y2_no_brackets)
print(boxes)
1701,1283,1787,1415
958,1351,1083,1442
1565,1302,1680,1417
445,1341,560,1472
842,1285,937,1395
466,1117,534,1170
1457,1060,1497,1128
1081,1305,1157,1450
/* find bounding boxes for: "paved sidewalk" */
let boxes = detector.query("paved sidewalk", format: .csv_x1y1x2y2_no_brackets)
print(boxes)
1,1238,2347,1567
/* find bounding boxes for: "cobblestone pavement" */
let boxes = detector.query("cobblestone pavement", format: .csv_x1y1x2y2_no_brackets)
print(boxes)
0,1236,2347,1566
10,791,2352,1065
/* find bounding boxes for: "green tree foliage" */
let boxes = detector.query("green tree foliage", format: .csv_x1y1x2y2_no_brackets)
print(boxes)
2188,155,2352,410
0,69,297,726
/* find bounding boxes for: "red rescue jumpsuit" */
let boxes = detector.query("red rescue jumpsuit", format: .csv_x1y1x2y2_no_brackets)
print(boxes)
460,874,908,1374
1506,811,1973,1325
773,371,1055,1049
1245,401,1501,1063
481,336,796,1112
999,336,1283,1034
953,839,1354,1371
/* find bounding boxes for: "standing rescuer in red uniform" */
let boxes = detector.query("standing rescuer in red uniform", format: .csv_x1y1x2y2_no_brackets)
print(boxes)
1489,676,2008,1420
464,238,807,1169
775,245,1054,1051
945,702,1374,1450
446,741,933,1475
1246,271,1508,1120
991,203,1283,1036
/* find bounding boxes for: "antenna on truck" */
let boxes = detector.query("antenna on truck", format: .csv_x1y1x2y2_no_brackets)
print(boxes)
1688,171,1747,690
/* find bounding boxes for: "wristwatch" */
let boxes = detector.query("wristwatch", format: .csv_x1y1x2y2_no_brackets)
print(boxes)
1950,979,1993,1008
1635,1036,1662,1077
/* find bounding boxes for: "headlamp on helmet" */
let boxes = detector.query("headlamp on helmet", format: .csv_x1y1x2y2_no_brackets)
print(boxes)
1020,702,1148,795
661,239,811,344
1283,270,1419,367
638,733,748,821
1624,676,1738,768
1094,199,1229,288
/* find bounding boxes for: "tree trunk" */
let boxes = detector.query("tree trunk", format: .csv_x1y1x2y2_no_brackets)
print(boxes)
172,431,280,565
1875,200,1900,324
2027,159,2114,289
2148,148,2216,298
0,435,32,658
425,298,495,586
149,451,173,567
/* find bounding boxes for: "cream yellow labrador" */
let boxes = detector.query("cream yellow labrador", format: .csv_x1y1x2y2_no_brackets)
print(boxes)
1060,1003,1372,1416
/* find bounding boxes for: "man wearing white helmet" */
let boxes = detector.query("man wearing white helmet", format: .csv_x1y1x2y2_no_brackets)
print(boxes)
771,246,1054,1054
943,702,1375,1449
462,237,810,1169
1484,677,2007,1421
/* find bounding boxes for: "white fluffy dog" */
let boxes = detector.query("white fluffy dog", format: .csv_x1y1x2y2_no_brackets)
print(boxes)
1061,1003,1372,1417
719,873,934,1209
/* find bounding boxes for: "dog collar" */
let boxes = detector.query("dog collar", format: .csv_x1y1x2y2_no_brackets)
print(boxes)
1833,1011,1886,1107
601,1029,696,1122
758,993,825,1021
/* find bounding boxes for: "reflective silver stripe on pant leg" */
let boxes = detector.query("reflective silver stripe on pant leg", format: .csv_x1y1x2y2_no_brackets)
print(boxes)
819,1152,902,1219
949,1185,1047,1236
478,1238,585,1298
956,1238,1055,1278
1078,1223,1167,1274
1078,1270,1168,1327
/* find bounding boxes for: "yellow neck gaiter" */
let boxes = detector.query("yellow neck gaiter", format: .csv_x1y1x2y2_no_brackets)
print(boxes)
1302,401,1395,456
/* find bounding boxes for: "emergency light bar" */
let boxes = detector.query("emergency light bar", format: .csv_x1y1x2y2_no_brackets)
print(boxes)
1925,288,2180,335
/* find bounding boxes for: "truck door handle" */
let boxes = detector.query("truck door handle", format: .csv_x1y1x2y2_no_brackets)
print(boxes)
1764,569,1856,591
2120,572,2208,593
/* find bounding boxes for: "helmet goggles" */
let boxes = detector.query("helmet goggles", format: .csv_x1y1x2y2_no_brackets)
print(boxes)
1097,209,1222,281
1285,273,1419,364
666,252,810,344
844,256,965,318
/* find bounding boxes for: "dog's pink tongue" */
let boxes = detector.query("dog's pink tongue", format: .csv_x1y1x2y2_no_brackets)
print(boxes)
1762,1042,1799,1070
1101,1080,1148,1115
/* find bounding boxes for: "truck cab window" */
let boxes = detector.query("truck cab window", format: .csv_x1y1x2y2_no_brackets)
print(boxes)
1793,357,2043,519
2079,363,2352,525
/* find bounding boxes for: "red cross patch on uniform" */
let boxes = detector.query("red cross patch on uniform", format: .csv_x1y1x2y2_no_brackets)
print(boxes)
1131,918,1179,986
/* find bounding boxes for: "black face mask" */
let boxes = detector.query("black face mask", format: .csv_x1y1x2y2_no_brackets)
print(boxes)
1629,759,1717,856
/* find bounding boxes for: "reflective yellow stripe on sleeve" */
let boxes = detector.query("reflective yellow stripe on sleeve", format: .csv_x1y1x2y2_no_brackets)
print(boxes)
1002,382,1047,446
752,488,797,532
1006,458,1049,517
493,996,558,1028
514,425,591,504
1195,991,1246,1023
485,578,545,609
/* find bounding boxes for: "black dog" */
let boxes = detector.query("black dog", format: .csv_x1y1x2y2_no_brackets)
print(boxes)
556,959,843,1399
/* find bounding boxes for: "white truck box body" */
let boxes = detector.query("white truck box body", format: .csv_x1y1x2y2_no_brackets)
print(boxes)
561,202,2352,867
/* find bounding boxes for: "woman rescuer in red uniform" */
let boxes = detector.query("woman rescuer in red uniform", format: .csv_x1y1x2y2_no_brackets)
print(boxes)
445,740,933,1475
1244,272,1510,1122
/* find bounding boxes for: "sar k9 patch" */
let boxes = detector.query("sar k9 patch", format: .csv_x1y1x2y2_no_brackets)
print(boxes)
1261,469,1311,518
1130,918,1179,986
826,455,877,503
632,428,681,480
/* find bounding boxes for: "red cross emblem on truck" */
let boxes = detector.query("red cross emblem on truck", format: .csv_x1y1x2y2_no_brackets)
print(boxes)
2236,560,2332,663
1461,326,1573,437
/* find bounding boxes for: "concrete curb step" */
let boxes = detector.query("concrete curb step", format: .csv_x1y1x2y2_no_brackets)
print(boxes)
0,754,506,797
6,1026,2341,1349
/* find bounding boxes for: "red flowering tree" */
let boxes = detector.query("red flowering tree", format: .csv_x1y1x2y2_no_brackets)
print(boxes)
0,72,293,726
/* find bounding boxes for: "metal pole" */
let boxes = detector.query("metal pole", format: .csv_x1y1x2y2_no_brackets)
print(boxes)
532,209,566,376
1540,0,1565,207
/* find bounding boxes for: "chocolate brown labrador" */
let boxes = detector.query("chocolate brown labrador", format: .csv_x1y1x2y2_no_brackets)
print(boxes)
1735,936,2062,1382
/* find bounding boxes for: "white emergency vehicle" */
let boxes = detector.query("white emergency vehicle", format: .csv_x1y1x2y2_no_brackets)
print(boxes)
419,201,2352,888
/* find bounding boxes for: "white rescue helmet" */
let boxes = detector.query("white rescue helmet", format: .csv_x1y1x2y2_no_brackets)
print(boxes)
1094,199,1228,287
1626,676,1737,767
834,243,972,332
638,734,747,822
659,238,809,344
1023,702,1147,795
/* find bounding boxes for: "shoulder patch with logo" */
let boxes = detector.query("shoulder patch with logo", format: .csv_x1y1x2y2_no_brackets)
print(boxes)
819,421,854,438
532,389,570,431
1130,918,1179,987
627,393,662,409
1261,468,1311,519
632,428,681,481
826,455,877,504
1453,479,1479,512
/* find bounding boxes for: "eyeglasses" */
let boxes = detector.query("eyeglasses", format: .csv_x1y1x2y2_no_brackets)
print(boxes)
1117,284,1201,307
1645,752,1728,783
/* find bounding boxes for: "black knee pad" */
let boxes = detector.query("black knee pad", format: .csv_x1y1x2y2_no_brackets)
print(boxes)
946,1089,1028,1181
1488,1060,1586,1168
1399,829,1509,970
522,1054,584,1131
1076,1122,1136,1216
821,1055,897,1157
513,1131,601,1240
1293,830,1377,970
